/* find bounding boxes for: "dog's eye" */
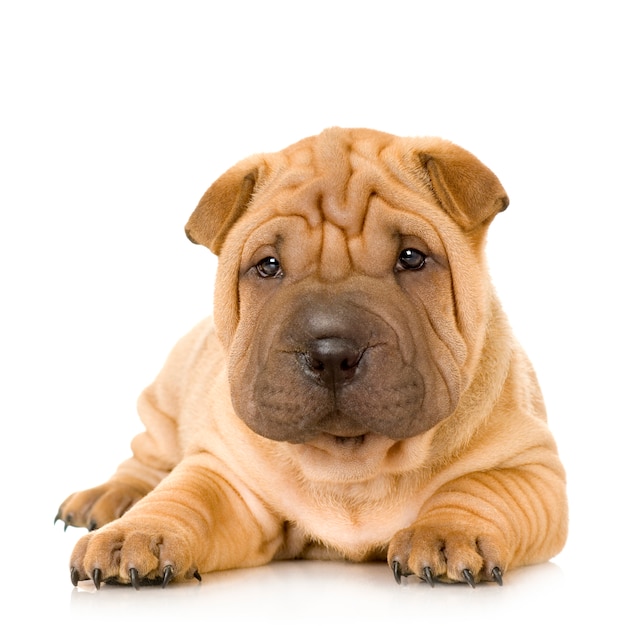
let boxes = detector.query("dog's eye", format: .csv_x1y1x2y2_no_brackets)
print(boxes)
396,248,427,271
255,256,283,278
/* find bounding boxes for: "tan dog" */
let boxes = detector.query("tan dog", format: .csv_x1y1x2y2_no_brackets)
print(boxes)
56,128,568,589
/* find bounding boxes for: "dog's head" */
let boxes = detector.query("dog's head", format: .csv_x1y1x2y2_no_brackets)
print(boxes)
186,128,508,474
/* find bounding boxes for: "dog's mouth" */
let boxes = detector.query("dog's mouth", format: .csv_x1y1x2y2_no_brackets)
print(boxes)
310,431,373,453
312,412,371,448
291,431,399,481
332,434,366,447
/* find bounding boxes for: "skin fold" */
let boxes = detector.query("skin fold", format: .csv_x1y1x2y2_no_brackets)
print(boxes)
57,128,567,589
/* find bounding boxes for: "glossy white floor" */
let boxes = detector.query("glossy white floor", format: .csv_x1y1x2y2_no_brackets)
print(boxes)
19,511,618,624
3,1,624,624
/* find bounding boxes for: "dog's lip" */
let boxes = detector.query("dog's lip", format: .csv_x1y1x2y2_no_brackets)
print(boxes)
295,431,397,467
315,414,369,442
310,431,373,450
330,433,367,447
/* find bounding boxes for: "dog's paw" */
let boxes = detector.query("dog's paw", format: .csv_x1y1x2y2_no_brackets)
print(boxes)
388,523,506,587
55,481,149,531
69,519,202,589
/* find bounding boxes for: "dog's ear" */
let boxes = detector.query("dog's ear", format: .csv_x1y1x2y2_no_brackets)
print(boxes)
415,141,509,231
185,159,261,254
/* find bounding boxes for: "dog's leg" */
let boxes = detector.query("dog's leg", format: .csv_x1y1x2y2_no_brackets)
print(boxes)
388,463,568,586
55,457,170,531
68,453,283,588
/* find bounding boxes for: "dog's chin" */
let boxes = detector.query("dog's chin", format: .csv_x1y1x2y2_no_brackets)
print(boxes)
286,432,399,483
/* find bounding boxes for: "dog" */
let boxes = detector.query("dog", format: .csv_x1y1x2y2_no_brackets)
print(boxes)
56,127,568,589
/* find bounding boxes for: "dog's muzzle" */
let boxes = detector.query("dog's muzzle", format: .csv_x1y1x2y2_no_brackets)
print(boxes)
231,288,460,445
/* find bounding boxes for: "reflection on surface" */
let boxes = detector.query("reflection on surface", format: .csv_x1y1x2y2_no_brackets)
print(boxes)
67,560,567,623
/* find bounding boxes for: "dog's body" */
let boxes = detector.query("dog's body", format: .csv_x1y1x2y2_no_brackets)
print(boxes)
57,128,567,588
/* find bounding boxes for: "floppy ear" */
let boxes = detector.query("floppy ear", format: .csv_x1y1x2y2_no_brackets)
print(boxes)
416,141,509,231
185,159,262,254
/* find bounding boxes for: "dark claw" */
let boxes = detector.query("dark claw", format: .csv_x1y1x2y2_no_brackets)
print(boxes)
162,565,173,588
492,566,503,586
54,513,69,532
88,520,97,532
462,569,476,588
193,570,202,582
391,560,403,584
129,568,140,590
92,568,102,590
422,566,435,587
70,567,80,587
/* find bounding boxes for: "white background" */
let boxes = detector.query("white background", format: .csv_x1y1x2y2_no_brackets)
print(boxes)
1,1,624,623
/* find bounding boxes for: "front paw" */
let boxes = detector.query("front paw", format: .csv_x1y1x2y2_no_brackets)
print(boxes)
56,481,148,531
388,523,506,587
69,519,202,589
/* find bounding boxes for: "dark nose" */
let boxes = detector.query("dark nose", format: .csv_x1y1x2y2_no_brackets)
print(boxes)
303,337,363,387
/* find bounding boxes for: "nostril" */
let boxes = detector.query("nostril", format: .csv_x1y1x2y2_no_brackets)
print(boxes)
302,337,364,386
340,356,359,372
307,356,325,372
307,355,358,373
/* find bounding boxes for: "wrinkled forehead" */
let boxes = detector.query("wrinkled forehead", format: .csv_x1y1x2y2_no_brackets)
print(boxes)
250,129,433,237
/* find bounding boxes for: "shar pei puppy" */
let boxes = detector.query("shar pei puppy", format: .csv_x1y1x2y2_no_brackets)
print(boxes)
56,127,568,589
